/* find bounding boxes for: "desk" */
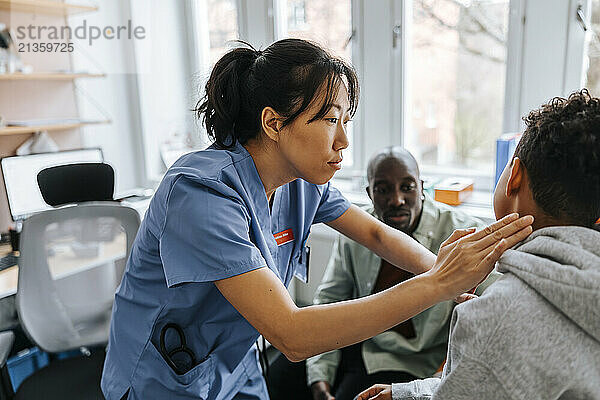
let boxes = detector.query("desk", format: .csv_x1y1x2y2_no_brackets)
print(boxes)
0,233,126,299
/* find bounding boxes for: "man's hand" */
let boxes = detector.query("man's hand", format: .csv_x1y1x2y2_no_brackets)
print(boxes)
311,381,335,400
355,384,391,400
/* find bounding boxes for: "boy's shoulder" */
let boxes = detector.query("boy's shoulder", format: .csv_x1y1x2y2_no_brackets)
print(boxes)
449,272,600,397
450,273,532,353
454,272,575,343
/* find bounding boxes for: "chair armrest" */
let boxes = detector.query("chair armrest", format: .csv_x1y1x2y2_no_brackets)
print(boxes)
0,332,13,369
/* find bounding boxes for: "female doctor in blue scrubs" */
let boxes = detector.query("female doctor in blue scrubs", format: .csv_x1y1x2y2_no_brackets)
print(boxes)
101,39,533,400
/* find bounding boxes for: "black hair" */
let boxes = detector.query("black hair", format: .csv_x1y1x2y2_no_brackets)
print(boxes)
515,89,600,227
194,39,359,149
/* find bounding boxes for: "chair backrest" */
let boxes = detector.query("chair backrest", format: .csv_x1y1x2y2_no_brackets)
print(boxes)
16,203,140,353
37,163,114,207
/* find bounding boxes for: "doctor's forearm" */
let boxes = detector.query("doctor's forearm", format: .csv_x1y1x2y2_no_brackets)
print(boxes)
372,223,435,274
327,206,434,275
283,273,442,361
215,266,446,363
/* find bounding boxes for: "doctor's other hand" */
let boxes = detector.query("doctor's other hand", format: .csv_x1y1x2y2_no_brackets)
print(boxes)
354,384,391,400
311,381,335,400
453,292,478,304
426,213,533,301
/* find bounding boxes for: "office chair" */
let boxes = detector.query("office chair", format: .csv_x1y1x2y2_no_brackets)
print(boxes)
5,203,139,399
37,163,115,206
0,163,140,399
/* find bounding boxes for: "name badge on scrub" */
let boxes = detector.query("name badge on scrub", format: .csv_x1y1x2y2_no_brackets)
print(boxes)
274,228,294,246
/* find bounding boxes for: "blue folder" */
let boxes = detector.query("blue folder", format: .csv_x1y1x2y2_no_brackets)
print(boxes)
495,133,522,188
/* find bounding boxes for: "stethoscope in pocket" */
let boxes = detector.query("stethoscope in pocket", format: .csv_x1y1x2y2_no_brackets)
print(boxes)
159,323,198,375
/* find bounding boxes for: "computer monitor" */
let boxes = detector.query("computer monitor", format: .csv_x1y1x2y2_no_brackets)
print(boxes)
1,148,104,221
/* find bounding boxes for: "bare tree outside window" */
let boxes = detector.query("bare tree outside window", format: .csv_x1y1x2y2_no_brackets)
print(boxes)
208,0,239,66
288,0,308,31
585,0,600,96
409,0,509,174
284,0,352,61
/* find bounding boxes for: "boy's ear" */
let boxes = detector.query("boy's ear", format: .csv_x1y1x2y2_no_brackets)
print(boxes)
261,107,284,142
505,157,524,197
365,186,372,201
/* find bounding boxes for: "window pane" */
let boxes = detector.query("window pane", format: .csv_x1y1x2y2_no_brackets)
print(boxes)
208,0,239,66
284,0,352,61
408,0,510,175
586,0,600,96
167,0,239,160
279,0,355,167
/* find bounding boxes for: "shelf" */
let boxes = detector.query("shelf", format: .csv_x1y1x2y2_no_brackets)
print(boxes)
0,120,110,136
0,72,105,80
0,0,97,15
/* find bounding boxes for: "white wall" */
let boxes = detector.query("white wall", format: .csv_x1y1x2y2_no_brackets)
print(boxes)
129,0,197,182
70,0,145,192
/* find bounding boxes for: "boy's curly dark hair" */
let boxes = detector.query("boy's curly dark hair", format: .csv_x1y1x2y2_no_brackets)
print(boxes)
515,89,600,227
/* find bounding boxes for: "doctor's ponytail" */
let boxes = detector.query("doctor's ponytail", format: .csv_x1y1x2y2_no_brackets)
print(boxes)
195,39,359,149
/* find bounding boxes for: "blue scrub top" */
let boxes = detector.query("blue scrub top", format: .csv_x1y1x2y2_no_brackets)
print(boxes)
101,142,351,400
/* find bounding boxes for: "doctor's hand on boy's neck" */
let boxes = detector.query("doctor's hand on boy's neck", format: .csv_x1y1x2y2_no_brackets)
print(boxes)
494,157,569,231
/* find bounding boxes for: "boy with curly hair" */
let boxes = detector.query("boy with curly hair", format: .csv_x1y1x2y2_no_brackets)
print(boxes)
356,90,600,400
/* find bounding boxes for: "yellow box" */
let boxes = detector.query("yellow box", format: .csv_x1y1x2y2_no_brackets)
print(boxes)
434,178,474,206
